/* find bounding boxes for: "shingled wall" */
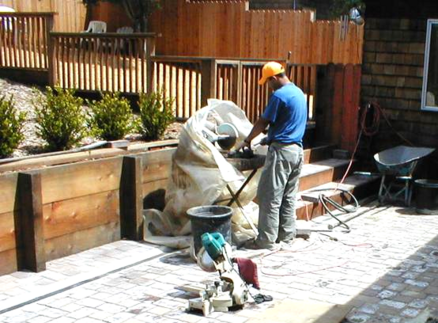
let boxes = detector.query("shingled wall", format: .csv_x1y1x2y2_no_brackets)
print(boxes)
361,18,438,153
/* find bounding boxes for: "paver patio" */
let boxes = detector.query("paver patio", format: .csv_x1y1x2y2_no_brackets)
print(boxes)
1,202,438,323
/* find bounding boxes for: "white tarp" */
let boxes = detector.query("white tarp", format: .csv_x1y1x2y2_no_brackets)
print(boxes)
143,99,264,248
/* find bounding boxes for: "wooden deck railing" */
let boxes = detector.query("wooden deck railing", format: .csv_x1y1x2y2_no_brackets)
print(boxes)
151,57,203,119
150,57,317,123
216,60,317,123
0,12,54,69
49,32,156,93
0,13,317,123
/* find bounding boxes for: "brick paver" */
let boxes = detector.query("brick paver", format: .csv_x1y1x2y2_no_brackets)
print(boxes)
1,203,438,323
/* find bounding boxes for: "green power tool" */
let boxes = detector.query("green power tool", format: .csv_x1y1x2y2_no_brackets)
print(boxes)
201,232,226,261
185,232,249,316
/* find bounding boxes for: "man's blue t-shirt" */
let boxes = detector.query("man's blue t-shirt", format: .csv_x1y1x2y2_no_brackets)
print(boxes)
261,83,307,145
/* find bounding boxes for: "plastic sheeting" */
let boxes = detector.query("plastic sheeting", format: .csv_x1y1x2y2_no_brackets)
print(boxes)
143,100,264,248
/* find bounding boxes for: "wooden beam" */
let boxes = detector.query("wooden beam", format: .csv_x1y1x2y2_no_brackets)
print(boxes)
341,64,354,151
314,64,335,144
146,37,156,94
46,15,56,86
15,172,46,272
120,156,144,240
201,58,217,107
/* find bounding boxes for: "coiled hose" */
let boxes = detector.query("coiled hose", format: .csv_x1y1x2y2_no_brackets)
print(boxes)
308,188,360,232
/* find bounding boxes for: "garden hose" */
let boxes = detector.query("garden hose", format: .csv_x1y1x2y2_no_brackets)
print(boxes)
308,188,360,232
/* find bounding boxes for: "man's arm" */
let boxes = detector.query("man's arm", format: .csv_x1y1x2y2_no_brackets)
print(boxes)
245,117,270,144
235,117,270,150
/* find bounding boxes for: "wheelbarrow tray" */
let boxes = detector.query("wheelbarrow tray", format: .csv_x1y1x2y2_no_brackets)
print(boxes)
374,145,435,176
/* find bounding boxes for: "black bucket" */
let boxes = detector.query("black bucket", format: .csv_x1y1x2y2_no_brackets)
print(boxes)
415,179,438,215
187,205,233,256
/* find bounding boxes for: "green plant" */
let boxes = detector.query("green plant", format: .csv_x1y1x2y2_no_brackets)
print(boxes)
87,92,136,141
138,91,174,141
329,0,365,18
35,87,87,151
0,96,26,158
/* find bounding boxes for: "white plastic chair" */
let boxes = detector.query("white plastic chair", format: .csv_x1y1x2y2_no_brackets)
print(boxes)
117,26,133,34
81,21,107,49
83,20,107,33
116,26,134,52
0,6,15,32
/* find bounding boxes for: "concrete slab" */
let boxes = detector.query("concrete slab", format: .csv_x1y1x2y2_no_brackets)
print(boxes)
247,300,352,323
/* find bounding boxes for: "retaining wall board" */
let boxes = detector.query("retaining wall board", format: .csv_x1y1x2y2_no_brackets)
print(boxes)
42,190,120,240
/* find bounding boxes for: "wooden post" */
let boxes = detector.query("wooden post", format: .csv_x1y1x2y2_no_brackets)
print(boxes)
120,156,144,240
46,14,56,86
146,37,156,94
236,61,243,108
201,58,217,107
15,172,46,272
341,64,354,152
314,64,335,144
332,64,345,147
352,64,362,146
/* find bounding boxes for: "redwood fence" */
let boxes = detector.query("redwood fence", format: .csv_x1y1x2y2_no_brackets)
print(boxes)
151,0,364,64
0,0,86,32
0,14,318,123
0,12,359,137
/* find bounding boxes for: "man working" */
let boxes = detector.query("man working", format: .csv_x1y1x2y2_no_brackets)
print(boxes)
238,61,307,250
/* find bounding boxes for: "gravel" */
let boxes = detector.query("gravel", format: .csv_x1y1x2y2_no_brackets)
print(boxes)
0,78,183,158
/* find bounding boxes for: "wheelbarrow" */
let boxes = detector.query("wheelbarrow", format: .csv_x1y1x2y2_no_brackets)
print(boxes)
374,145,435,206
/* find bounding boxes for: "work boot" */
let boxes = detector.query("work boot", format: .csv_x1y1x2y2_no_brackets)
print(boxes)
242,239,280,251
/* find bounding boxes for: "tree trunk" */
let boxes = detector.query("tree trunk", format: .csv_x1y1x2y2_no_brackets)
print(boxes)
140,15,148,32
84,4,94,30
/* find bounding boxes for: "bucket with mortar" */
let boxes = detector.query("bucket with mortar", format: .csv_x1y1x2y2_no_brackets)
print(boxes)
187,205,233,257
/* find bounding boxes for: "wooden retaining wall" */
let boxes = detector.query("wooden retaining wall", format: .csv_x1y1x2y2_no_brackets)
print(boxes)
0,148,175,276
0,174,19,274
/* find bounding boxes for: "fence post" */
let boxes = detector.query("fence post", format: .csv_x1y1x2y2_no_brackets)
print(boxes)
46,14,56,86
120,156,144,240
340,64,361,152
146,37,156,94
314,64,335,144
332,64,345,147
15,172,46,272
201,58,217,107
235,62,243,107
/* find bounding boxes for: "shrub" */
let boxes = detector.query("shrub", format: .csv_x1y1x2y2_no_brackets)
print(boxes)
0,96,26,158
35,87,87,151
87,92,136,141
138,91,174,141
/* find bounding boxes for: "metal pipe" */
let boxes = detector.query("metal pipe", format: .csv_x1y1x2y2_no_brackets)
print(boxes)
0,141,108,165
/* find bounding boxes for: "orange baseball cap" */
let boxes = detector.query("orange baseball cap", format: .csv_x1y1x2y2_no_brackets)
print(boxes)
258,62,285,85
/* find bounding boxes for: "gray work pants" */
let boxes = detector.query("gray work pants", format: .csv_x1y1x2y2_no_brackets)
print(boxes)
256,142,303,248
